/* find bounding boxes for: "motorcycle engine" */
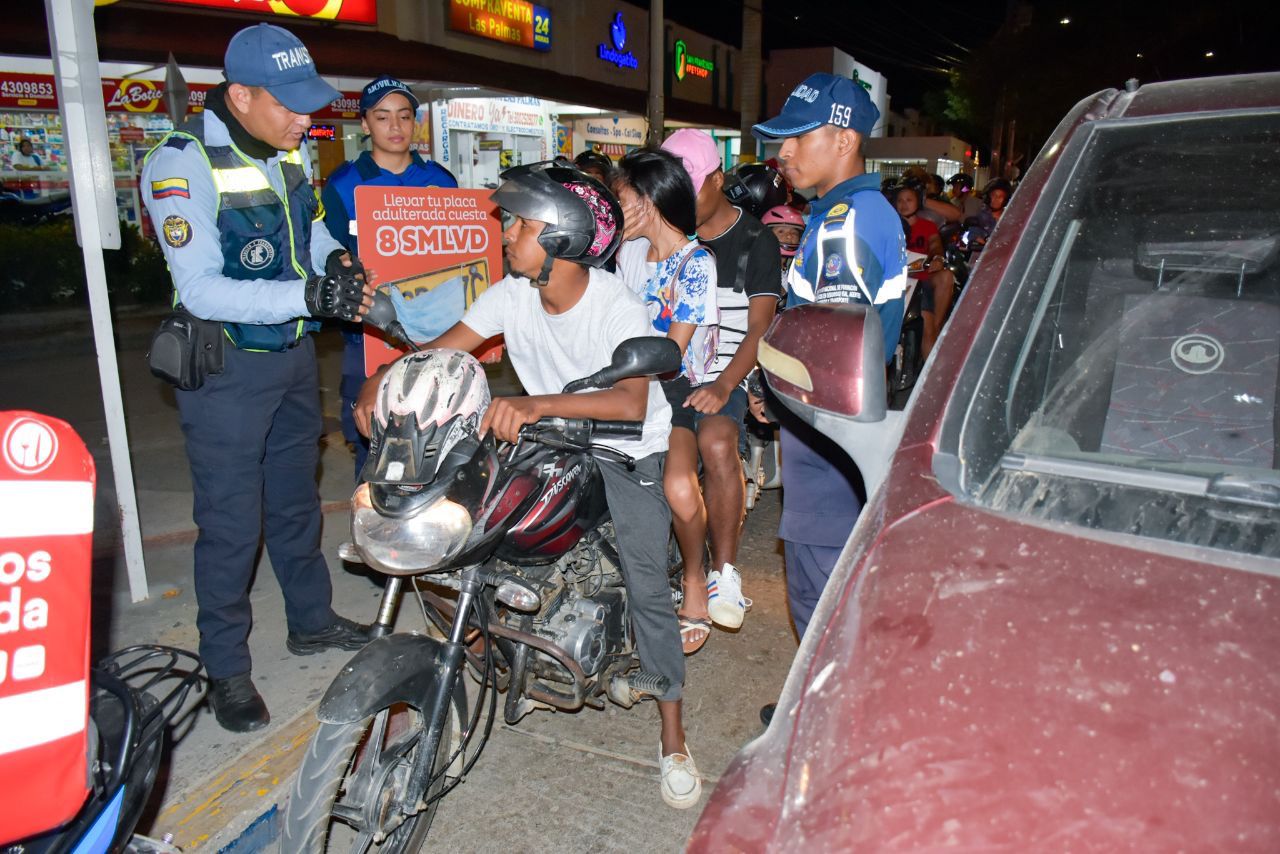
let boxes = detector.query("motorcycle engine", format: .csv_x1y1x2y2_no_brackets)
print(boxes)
536,594,609,675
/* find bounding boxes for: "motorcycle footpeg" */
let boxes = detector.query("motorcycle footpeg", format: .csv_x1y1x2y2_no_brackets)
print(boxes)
608,670,670,708
629,670,670,698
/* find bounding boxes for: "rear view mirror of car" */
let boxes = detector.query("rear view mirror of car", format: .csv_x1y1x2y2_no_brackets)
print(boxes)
758,303,904,494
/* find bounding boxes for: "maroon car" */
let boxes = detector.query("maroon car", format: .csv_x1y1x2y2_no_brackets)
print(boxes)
690,73,1280,850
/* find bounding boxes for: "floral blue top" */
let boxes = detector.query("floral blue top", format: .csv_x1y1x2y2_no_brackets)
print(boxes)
643,240,719,382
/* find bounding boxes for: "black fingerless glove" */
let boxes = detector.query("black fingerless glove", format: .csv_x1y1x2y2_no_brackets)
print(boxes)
304,273,364,321
325,248,365,280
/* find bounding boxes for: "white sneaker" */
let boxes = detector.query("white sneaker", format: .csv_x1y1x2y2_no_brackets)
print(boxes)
707,564,750,629
659,744,702,809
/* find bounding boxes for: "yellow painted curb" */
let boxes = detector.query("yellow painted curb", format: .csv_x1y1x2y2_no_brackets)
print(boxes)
157,707,320,850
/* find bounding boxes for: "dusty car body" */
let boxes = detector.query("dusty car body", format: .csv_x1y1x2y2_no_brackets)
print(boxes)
689,73,1280,850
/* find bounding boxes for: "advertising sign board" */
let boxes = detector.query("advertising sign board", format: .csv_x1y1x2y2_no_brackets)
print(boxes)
448,0,551,52
0,412,95,845
153,0,377,24
355,187,504,373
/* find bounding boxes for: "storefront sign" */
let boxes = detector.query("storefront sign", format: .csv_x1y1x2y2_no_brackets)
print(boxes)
673,39,714,81
101,78,215,114
582,115,645,145
445,97,546,137
153,0,377,24
597,12,638,70
0,74,58,110
432,100,451,169
555,123,572,157
448,0,551,52
355,187,503,372
312,92,362,120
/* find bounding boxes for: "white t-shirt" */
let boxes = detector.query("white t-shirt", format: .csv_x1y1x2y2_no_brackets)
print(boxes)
460,267,672,459
11,152,41,169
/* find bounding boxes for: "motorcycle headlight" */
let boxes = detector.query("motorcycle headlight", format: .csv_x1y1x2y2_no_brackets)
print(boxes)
352,483,472,575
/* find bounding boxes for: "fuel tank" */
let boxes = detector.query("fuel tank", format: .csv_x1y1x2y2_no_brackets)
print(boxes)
493,450,609,565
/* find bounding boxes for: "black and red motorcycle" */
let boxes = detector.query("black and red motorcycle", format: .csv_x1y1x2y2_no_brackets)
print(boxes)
281,324,681,852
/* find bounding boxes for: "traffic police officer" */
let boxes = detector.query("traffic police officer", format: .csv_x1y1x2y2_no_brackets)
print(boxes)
141,24,374,733
751,72,908,676
321,74,457,478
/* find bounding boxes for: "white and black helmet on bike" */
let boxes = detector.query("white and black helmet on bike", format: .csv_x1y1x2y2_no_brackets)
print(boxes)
490,159,623,286
363,348,490,485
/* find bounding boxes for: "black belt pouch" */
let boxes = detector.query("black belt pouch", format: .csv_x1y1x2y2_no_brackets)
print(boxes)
147,308,225,391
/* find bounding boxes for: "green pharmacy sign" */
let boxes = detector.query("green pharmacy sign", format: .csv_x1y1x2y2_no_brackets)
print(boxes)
673,39,714,81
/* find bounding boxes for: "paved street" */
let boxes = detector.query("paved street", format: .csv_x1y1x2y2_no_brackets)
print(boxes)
0,313,796,852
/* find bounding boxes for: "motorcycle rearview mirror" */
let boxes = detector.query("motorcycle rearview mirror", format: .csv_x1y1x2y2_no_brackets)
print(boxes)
561,337,680,393
363,289,421,352
758,303,903,496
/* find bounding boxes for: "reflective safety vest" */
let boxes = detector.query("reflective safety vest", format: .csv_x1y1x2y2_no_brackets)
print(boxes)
147,114,322,352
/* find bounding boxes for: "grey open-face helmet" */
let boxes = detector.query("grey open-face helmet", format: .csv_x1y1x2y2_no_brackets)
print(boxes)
490,159,623,285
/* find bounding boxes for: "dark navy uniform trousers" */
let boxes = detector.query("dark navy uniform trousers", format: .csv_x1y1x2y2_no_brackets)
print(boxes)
176,337,335,679
778,413,863,639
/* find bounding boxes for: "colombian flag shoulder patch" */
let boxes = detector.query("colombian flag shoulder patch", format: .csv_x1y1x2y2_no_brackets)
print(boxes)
151,177,190,200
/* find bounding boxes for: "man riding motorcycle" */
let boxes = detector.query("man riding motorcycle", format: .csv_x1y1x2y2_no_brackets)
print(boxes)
355,160,701,809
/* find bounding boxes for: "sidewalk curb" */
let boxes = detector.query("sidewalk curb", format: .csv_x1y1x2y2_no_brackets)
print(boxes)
156,704,321,851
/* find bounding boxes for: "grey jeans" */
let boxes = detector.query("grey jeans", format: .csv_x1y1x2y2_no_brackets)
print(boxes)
597,453,684,702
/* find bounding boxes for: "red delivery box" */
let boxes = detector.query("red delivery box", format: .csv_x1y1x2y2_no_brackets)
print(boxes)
0,412,95,844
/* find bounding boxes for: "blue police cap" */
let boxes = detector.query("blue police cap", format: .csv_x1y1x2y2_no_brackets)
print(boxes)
752,72,879,140
224,23,339,115
360,76,420,115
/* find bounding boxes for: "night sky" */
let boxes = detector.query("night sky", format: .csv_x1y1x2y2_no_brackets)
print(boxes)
635,0,1280,111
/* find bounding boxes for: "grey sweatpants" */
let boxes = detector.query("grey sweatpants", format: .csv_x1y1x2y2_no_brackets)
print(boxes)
598,453,684,702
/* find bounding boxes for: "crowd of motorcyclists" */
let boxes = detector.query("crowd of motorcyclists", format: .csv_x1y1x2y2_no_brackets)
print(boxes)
124,21,1018,825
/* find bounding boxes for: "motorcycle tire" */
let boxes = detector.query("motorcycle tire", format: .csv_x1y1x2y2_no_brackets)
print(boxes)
282,701,460,853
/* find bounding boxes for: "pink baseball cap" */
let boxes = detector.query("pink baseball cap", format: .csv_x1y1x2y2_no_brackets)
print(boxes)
661,128,722,194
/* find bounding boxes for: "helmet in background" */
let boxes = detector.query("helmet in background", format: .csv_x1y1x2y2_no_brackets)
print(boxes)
761,205,804,257
573,150,614,183
722,162,789,218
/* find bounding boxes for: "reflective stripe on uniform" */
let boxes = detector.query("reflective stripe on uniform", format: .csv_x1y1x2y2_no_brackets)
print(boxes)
210,165,272,195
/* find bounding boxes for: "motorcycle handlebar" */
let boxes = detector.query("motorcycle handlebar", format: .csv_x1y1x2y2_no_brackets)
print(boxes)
519,417,643,440
590,420,643,438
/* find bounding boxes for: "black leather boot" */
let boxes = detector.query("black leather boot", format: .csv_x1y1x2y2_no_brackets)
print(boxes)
286,615,371,655
208,673,270,733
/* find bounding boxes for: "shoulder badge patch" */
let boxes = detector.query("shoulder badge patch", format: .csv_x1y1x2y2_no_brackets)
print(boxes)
826,203,849,218
151,177,190,200
162,215,192,248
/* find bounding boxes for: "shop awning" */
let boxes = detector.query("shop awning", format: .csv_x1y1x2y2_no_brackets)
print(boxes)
597,143,630,157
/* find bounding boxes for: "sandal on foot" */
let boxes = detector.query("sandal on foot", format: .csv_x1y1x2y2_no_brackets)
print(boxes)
659,744,702,809
679,616,712,655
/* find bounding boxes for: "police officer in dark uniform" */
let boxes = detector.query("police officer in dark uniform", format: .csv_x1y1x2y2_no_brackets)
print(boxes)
750,73,908,724
141,24,374,732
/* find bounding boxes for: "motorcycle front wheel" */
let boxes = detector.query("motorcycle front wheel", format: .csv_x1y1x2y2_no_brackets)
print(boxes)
282,701,461,853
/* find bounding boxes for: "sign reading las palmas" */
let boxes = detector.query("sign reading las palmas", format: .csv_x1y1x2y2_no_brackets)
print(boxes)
448,0,552,52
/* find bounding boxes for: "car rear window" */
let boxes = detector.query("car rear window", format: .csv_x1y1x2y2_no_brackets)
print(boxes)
961,112,1280,559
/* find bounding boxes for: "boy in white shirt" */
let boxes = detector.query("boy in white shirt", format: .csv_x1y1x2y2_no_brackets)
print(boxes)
355,161,700,809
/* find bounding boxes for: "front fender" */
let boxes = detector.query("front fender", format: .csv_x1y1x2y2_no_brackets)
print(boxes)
317,633,465,725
